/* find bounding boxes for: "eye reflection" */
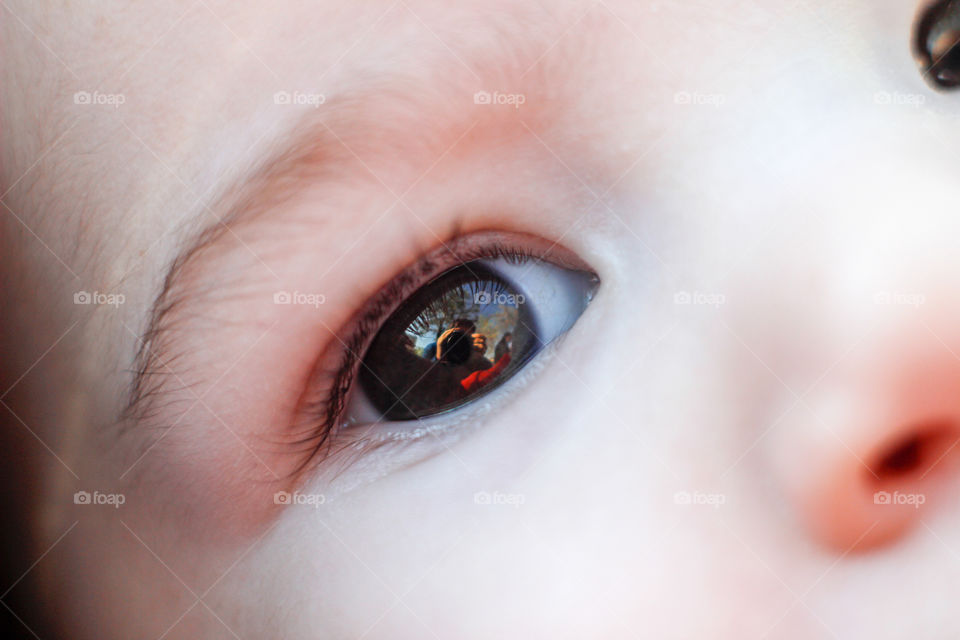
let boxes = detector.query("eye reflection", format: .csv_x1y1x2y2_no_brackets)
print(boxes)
354,256,596,421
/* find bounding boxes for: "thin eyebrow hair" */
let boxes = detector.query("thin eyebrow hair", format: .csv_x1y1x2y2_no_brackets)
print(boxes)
121,32,588,424
122,116,330,423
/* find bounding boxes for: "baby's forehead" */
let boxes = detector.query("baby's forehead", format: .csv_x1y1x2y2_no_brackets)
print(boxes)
0,0,922,284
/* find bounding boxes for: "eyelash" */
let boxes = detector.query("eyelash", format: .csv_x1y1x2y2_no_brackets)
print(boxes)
289,238,553,469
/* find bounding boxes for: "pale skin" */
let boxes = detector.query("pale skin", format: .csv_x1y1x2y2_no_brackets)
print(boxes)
3,1,960,638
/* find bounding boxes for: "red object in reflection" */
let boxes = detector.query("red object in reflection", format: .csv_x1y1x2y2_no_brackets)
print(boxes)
460,352,511,392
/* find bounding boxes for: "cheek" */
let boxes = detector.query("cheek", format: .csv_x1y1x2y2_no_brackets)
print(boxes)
122,291,330,537
235,315,626,636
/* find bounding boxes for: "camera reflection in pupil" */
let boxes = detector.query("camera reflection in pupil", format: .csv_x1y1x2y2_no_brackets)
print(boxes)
359,266,539,420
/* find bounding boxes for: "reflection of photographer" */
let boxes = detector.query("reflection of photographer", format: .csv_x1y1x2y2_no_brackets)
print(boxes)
437,326,473,365
438,319,493,370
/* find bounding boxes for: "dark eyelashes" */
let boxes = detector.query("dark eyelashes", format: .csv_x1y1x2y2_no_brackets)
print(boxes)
291,240,544,468
406,278,513,336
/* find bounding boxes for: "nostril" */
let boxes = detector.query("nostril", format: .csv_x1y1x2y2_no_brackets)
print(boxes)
795,418,960,553
876,435,922,475
867,421,960,487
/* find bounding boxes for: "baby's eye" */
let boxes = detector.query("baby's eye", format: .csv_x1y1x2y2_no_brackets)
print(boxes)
346,254,598,422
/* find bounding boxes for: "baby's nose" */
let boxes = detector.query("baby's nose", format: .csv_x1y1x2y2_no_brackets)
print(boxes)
770,316,960,552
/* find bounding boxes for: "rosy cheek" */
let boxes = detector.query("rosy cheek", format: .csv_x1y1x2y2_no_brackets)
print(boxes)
130,325,320,538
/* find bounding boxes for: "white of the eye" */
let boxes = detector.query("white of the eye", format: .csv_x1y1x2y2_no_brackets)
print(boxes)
478,257,596,345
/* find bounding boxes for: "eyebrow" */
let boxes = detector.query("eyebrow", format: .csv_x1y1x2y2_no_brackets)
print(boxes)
123,35,589,421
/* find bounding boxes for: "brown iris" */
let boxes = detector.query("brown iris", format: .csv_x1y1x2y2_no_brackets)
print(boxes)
358,261,540,420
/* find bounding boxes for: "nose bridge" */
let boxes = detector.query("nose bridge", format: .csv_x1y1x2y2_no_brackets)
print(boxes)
820,125,960,282
715,103,960,349
672,86,960,313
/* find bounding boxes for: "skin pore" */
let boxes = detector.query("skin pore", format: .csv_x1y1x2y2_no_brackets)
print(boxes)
4,1,960,638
